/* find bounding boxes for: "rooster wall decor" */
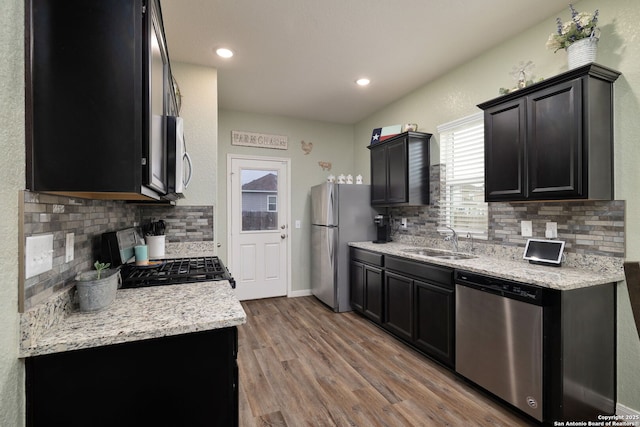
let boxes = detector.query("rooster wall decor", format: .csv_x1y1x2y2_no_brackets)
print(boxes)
301,140,313,155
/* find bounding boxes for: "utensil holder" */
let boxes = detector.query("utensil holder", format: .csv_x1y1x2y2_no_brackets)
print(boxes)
146,235,166,258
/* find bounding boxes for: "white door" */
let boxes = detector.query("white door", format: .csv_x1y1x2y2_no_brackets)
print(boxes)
228,156,289,300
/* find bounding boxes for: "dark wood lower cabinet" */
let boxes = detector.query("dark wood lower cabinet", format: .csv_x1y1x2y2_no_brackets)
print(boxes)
350,260,365,312
351,249,455,368
26,327,238,427
350,248,384,324
384,271,413,342
414,280,454,366
382,259,455,368
363,265,383,323
349,248,616,423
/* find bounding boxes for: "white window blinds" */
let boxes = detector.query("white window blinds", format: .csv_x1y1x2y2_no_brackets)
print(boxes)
437,113,488,238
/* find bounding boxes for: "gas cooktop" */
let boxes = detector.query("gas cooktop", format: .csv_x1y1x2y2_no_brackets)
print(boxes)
119,256,235,289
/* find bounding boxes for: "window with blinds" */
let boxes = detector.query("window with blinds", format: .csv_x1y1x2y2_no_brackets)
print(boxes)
437,112,488,238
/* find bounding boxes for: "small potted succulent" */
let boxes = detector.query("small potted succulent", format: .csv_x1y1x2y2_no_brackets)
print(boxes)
75,261,121,312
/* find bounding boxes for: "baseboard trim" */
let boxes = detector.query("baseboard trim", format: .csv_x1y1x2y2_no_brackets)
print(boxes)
617,402,640,419
288,289,313,298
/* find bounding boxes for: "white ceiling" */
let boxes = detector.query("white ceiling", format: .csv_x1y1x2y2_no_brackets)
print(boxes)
161,0,564,124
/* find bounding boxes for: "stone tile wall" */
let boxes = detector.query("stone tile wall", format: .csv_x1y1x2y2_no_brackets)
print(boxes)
388,166,625,258
21,191,214,310
138,205,214,242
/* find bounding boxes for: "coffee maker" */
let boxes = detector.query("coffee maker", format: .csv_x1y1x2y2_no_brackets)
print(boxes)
373,214,391,243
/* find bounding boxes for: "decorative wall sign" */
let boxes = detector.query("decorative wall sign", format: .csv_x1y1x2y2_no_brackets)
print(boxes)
231,130,288,150
300,140,313,155
318,161,332,171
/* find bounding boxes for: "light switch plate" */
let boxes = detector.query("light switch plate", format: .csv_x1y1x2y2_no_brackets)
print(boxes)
295,220,301,229
546,222,558,238
25,234,54,279
521,220,533,237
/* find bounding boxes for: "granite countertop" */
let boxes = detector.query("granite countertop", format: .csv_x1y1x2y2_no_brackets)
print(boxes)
20,280,246,358
349,241,625,290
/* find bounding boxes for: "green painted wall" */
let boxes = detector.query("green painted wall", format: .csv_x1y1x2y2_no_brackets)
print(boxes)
171,62,218,207
0,0,25,424
353,0,640,412
217,110,354,294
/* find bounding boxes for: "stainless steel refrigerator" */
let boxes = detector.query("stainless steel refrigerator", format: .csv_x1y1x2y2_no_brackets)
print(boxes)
310,182,377,312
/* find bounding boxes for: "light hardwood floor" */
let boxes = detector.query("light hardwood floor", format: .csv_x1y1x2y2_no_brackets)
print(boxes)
237,296,535,426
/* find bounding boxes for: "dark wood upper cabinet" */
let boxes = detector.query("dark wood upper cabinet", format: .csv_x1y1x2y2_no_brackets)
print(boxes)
368,131,431,206
479,63,620,202
26,0,175,201
484,98,526,200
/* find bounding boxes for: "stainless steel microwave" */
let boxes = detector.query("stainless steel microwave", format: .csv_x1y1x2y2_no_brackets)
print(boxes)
165,116,193,200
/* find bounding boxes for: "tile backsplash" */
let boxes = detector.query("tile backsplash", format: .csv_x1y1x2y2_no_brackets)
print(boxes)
21,191,214,311
390,200,625,257
139,205,214,242
388,164,625,258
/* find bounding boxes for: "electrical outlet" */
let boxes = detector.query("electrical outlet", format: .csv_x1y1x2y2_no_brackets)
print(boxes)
521,220,533,237
65,233,75,262
545,222,558,239
401,218,408,229
25,234,54,279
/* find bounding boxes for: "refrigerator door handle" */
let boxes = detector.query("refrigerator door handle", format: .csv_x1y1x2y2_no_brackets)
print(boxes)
327,226,335,265
327,226,337,303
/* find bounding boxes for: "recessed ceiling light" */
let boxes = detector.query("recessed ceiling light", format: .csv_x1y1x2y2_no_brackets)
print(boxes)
216,48,234,58
355,78,370,86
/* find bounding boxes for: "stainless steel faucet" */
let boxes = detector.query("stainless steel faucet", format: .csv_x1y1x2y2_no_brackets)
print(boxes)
444,226,459,252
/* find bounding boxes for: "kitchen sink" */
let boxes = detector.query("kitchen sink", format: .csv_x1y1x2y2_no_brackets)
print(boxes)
400,248,477,261
430,254,477,260
401,248,449,257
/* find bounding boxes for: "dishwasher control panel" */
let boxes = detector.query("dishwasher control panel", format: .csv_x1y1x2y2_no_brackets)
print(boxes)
455,271,546,304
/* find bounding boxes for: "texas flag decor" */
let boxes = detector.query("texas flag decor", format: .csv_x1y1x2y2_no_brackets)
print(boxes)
371,124,402,144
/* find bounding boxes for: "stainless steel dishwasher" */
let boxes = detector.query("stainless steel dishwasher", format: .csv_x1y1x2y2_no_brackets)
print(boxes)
455,271,545,422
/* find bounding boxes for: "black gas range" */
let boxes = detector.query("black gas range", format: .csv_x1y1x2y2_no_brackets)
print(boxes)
102,228,235,290
119,256,235,289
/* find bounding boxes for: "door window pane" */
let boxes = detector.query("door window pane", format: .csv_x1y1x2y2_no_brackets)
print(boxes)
241,169,278,231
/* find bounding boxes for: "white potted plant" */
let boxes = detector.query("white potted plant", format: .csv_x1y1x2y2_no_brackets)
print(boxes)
546,4,600,69
75,261,121,312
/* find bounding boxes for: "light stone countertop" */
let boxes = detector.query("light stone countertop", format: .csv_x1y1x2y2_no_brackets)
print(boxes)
349,241,624,290
20,280,246,358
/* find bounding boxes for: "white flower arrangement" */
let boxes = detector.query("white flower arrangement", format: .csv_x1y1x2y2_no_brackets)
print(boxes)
546,4,600,52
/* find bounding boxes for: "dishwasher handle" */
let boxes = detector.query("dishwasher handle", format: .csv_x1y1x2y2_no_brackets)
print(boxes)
455,270,545,305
